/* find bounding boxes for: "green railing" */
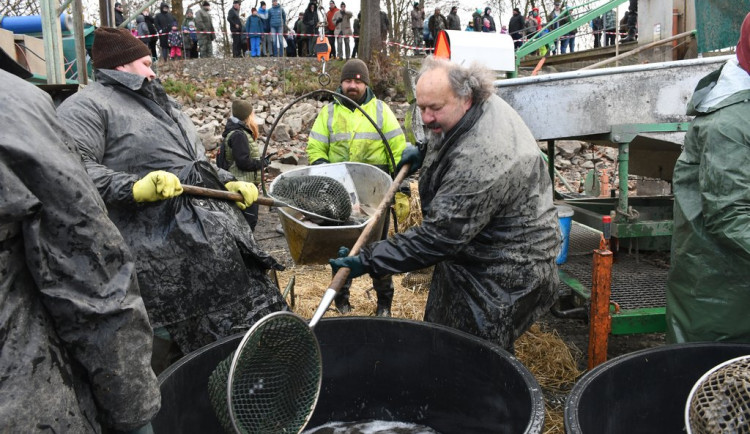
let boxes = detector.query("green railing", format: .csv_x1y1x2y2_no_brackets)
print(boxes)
514,0,629,74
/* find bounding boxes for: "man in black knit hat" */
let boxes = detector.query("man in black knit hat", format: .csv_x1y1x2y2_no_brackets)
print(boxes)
58,27,289,372
306,58,407,317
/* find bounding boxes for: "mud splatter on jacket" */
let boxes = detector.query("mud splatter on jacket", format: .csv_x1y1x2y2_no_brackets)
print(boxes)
361,94,560,350
0,70,159,432
57,69,287,350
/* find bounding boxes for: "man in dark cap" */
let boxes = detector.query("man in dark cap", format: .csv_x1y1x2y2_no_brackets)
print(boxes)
306,59,407,317
509,7,525,50
228,0,244,57
0,46,159,434
57,28,288,371
154,2,175,61
195,0,216,57
114,1,125,27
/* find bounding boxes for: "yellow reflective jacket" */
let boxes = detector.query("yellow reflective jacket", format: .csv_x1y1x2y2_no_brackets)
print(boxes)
307,89,407,173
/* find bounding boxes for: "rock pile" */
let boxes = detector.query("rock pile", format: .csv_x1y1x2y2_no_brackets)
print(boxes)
160,57,658,195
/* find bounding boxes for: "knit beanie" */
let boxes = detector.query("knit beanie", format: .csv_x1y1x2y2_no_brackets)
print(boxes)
232,100,254,121
340,59,369,85
92,27,151,70
738,13,750,74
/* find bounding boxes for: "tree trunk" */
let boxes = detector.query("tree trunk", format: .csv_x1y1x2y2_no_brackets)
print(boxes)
171,0,183,28
359,0,381,63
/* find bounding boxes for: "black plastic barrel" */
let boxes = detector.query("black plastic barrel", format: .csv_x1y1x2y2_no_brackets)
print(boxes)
153,317,545,434
565,343,750,434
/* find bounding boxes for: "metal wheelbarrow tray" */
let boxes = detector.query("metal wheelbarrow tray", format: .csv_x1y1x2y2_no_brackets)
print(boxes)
270,162,393,265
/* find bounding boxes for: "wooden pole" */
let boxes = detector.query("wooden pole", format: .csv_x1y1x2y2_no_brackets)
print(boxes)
581,30,696,71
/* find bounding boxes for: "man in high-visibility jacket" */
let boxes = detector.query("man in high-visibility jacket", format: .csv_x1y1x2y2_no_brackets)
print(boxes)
307,58,407,317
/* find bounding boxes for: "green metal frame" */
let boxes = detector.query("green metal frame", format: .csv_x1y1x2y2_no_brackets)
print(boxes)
552,122,692,336
607,122,689,223
511,0,629,76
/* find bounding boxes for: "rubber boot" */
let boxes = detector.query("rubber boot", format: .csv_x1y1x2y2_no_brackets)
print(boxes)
373,276,394,317
334,278,353,314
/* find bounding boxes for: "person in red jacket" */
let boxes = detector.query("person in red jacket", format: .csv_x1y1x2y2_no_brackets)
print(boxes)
326,0,339,59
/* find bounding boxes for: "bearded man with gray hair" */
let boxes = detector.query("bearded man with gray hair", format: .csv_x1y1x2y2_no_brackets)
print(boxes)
330,56,560,352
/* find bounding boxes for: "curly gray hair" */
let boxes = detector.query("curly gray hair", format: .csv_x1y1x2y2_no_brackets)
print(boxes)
416,56,495,105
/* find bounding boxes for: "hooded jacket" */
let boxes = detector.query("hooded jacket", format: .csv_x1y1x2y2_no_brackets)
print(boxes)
136,14,150,41
307,87,407,173
666,58,750,343
360,94,560,351
154,3,175,47
0,69,159,433
57,69,287,352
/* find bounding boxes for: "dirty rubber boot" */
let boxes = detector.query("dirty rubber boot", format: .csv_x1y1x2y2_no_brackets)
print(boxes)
375,305,391,317
334,280,353,314
373,276,394,318
335,301,352,314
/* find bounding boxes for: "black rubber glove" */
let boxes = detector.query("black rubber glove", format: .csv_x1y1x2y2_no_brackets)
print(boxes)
396,144,424,176
329,246,366,278
311,158,330,165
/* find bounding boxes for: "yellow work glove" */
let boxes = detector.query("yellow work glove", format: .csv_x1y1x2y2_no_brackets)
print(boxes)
132,170,183,202
394,192,410,224
225,181,258,210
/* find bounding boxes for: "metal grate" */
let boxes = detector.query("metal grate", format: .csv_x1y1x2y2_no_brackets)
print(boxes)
560,223,668,310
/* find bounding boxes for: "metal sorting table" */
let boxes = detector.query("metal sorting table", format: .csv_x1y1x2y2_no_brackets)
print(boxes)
558,222,668,335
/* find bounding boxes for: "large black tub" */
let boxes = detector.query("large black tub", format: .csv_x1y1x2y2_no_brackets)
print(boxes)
565,343,750,434
153,317,544,434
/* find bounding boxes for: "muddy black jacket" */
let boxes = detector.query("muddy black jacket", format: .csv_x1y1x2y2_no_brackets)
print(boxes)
0,70,159,432
57,70,286,344
361,94,560,351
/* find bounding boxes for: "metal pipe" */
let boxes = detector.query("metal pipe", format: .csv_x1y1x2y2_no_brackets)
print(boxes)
119,0,160,29
72,0,87,84
550,304,588,320
57,0,73,16
588,241,613,370
582,30,697,71
40,0,65,84
617,143,629,215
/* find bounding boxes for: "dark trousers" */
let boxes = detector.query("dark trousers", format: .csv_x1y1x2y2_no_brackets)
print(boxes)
326,30,336,58
242,201,259,231
352,38,358,58
605,30,615,46
334,213,394,310
231,34,243,57
512,33,522,50
593,32,601,48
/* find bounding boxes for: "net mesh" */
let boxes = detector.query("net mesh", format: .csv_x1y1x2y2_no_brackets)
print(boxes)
688,356,750,434
272,175,352,222
208,313,322,434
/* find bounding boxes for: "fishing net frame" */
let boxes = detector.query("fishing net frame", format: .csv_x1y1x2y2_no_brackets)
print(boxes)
208,312,322,434
686,355,750,434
